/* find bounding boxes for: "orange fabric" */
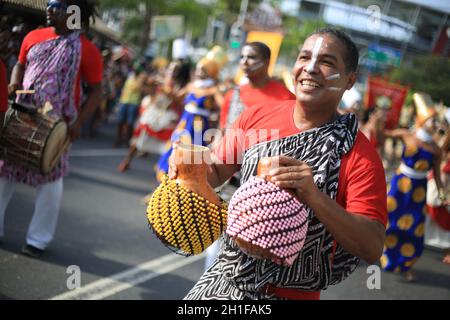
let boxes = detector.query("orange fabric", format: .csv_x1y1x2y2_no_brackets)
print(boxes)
18,27,103,109
215,101,387,227
219,80,295,129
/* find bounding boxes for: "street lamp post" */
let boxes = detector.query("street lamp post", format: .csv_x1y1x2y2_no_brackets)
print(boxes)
229,0,249,60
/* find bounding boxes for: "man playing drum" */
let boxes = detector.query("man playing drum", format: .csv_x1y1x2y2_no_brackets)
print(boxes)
170,28,387,300
0,0,103,258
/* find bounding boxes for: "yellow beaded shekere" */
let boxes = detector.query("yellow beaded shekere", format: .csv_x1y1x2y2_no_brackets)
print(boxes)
147,175,228,256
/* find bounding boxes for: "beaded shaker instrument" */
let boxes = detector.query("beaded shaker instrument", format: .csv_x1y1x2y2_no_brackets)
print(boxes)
226,157,309,266
147,143,228,256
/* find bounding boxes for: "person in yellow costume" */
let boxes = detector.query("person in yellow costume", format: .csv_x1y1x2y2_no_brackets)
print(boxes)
381,93,446,281
155,57,223,180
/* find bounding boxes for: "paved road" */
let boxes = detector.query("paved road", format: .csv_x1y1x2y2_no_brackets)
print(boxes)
0,122,449,300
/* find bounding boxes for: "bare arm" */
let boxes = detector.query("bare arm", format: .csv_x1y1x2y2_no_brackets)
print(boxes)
162,83,189,104
304,190,386,264
213,87,225,108
8,62,24,95
207,153,240,188
168,143,240,189
432,149,446,203
383,128,409,139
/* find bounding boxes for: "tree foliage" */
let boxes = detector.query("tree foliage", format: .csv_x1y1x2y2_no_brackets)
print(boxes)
100,0,166,52
101,0,211,53
100,0,329,62
279,18,326,60
390,55,450,106
163,0,211,39
210,0,242,23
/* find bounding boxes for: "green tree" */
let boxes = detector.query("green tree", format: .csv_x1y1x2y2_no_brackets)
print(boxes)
100,0,212,54
100,0,166,53
390,55,450,106
280,18,326,60
210,0,242,23
163,0,211,40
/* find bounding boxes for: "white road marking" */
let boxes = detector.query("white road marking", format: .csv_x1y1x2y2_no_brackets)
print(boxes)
50,252,205,300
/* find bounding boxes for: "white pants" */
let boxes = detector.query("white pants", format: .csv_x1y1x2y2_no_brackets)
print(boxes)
0,177,63,250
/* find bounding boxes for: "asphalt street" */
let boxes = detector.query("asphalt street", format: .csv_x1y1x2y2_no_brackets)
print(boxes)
0,120,449,300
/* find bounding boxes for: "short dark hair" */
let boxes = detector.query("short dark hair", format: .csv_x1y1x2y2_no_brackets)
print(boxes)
310,27,359,73
243,42,271,61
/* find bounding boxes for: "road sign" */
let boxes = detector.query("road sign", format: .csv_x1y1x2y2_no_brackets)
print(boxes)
229,23,244,50
150,15,185,41
367,43,402,67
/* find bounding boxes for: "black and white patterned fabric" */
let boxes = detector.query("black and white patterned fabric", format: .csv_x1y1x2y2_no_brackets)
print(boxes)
185,113,359,300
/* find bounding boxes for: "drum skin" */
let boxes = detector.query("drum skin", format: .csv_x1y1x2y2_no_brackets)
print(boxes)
0,108,68,174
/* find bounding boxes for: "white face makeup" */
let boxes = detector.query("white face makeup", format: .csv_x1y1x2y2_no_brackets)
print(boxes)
245,60,265,72
326,73,341,81
292,33,355,109
305,37,323,73
326,73,342,92
240,46,267,76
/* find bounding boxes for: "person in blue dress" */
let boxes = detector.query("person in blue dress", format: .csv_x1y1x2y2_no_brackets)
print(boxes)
155,57,222,181
381,93,445,282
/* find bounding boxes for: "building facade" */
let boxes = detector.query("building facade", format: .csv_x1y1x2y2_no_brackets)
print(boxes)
295,0,449,74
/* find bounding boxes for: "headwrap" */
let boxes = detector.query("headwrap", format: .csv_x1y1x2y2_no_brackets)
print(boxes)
197,58,219,80
413,92,436,128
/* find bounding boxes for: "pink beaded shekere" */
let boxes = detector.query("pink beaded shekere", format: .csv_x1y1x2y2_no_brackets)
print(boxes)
226,176,309,266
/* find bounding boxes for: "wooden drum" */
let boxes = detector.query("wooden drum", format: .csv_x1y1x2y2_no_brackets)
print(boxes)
0,101,68,174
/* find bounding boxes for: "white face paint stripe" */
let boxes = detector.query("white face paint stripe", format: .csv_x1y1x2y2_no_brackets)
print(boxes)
245,61,265,72
327,74,342,91
326,73,341,81
306,37,323,73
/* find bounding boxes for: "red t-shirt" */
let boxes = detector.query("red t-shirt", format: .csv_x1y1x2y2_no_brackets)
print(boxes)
219,79,295,129
18,27,103,109
0,59,8,112
215,101,387,226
